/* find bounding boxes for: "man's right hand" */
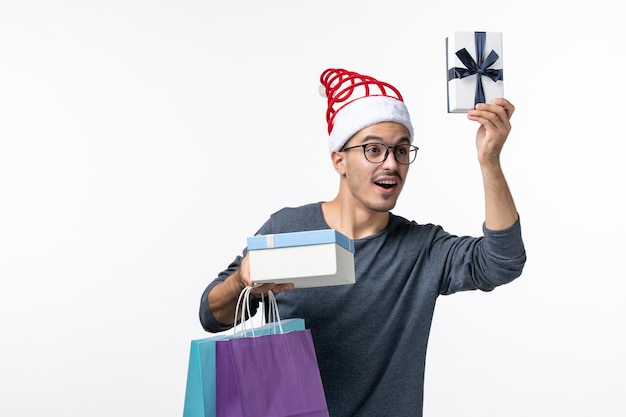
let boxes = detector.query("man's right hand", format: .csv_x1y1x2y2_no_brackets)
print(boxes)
208,253,294,325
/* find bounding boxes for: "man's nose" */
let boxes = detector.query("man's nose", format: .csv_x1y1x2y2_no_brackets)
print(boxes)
381,149,399,167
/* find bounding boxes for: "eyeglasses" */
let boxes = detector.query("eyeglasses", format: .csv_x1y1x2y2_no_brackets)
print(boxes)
341,142,419,165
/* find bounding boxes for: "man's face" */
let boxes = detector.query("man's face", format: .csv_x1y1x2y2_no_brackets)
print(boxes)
337,122,412,213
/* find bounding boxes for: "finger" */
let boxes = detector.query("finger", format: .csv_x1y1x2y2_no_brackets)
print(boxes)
249,283,294,296
493,98,515,119
469,103,510,131
249,283,273,295
467,110,500,132
471,101,512,121
272,283,295,293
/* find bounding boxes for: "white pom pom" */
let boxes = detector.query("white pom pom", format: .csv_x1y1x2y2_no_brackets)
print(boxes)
318,85,327,98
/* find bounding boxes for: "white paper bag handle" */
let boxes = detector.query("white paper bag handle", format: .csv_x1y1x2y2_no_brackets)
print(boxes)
233,286,256,337
232,286,284,337
266,290,284,334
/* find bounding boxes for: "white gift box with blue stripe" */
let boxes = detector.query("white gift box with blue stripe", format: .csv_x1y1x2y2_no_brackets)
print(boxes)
247,229,356,288
446,31,504,113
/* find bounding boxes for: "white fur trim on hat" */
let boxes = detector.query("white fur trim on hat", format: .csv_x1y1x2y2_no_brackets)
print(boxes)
328,95,414,153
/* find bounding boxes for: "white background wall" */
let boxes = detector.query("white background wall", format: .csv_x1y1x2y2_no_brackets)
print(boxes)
1,1,624,416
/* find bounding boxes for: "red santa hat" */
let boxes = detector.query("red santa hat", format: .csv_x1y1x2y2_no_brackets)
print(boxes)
319,68,414,153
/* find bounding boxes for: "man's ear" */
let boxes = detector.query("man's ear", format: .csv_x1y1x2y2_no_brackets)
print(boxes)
331,150,347,175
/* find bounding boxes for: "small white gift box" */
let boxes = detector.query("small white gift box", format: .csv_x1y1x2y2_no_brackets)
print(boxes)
446,31,503,113
247,229,356,289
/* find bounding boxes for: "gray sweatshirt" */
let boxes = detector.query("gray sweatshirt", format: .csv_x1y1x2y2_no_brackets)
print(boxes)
200,202,526,417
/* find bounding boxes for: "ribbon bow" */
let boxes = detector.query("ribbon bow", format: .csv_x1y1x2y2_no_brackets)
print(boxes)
447,32,503,106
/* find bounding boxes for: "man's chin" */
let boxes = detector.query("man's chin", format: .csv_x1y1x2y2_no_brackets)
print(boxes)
368,197,398,213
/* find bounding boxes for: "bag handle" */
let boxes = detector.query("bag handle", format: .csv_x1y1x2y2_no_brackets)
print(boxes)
233,286,255,337
233,286,284,337
266,290,284,334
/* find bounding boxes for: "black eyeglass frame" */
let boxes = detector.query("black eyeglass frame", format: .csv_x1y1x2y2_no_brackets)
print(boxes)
340,142,419,165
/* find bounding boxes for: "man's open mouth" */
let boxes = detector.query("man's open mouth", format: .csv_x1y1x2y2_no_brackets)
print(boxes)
375,180,397,189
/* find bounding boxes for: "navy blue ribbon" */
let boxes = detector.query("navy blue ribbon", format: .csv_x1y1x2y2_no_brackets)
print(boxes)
447,32,503,105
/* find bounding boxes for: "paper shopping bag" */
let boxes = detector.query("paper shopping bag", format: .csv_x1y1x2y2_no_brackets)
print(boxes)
215,328,329,417
182,318,306,417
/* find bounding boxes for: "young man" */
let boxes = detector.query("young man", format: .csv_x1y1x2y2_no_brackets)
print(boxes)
200,68,526,416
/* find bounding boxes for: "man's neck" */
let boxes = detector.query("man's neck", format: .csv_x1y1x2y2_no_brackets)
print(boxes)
321,199,390,240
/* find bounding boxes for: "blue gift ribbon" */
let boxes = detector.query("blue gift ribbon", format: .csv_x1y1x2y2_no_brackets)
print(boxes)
447,31,503,106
